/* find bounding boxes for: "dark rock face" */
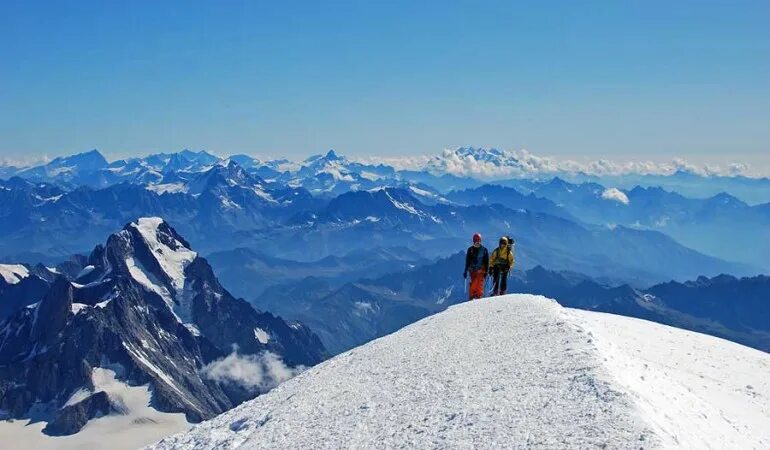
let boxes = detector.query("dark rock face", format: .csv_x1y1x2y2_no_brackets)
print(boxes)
0,218,327,435
43,391,115,436
0,268,50,321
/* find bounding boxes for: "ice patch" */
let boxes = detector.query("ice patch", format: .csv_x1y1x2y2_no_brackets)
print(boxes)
76,265,96,279
0,264,30,284
146,183,188,195
71,303,89,315
253,328,270,344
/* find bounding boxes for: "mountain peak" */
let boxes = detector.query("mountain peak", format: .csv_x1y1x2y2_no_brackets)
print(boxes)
119,218,197,321
325,149,340,160
126,217,192,251
47,149,108,170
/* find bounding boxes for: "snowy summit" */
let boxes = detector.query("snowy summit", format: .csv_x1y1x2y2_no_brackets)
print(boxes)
149,295,770,449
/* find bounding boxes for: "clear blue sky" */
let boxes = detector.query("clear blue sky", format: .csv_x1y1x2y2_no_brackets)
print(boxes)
1,0,769,163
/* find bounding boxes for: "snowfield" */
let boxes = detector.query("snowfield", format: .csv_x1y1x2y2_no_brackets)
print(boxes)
0,368,189,450
0,263,30,284
147,295,770,449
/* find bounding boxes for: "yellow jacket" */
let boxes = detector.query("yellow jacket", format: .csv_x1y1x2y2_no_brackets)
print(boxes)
489,244,514,271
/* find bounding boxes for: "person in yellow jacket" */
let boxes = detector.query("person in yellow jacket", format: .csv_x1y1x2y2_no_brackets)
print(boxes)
489,236,515,296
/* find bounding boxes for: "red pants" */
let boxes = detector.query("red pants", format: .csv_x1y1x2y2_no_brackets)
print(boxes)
469,269,486,300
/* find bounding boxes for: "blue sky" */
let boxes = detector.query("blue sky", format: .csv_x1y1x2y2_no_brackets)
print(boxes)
1,0,769,164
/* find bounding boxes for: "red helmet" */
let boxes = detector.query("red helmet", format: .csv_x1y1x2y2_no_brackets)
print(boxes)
472,233,482,243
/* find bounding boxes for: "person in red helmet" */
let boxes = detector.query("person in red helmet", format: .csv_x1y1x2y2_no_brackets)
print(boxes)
463,233,489,300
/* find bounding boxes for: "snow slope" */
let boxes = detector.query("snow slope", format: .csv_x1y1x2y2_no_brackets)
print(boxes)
570,309,770,448
148,294,770,449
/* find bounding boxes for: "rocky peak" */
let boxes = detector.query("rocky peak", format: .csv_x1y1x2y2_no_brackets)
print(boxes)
0,218,327,436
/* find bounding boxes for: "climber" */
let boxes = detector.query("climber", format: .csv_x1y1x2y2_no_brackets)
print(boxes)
463,233,489,300
489,236,515,296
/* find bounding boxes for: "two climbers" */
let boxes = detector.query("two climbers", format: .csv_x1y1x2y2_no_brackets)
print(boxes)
463,233,515,300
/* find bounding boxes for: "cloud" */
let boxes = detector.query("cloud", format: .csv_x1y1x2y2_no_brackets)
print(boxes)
359,147,758,179
0,155,52,168
200,350,303,393
353,155,431,171
601,188,630,205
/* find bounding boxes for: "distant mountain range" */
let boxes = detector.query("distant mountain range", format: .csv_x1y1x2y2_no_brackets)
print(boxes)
4,147,770,202
494,178,770,271
254,252,770,355
1,149,762,286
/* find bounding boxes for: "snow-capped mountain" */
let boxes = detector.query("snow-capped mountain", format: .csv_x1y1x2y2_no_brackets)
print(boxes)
285,150,398,195
2,148,766,281
0,218,326,438
278,186,751,283
148,295,770,449
0,171,755,286
496,178,770,271
14,150,109,187
4,147,770,204
292,187,444,227
0,163,325,260
445,183,572,219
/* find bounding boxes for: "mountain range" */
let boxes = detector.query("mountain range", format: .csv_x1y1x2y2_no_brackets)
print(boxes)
254,252,770,354
2,149,767,273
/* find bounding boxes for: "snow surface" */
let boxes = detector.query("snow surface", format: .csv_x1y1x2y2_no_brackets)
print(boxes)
0,264,30,284
0,367,189,450
75,265,95,279
148,295,770,450
146,182,187,194
569,309,770,449
126,218,198,323
253,328,270,344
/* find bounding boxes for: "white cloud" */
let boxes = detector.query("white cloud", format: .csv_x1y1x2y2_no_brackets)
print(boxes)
0,155,51,168
200,350,302,393
359,147,759,179
601,188,630,205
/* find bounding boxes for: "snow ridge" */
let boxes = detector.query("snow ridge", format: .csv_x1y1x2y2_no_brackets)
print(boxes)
148,295,770,450
148,296,652,449
126,217,198,323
